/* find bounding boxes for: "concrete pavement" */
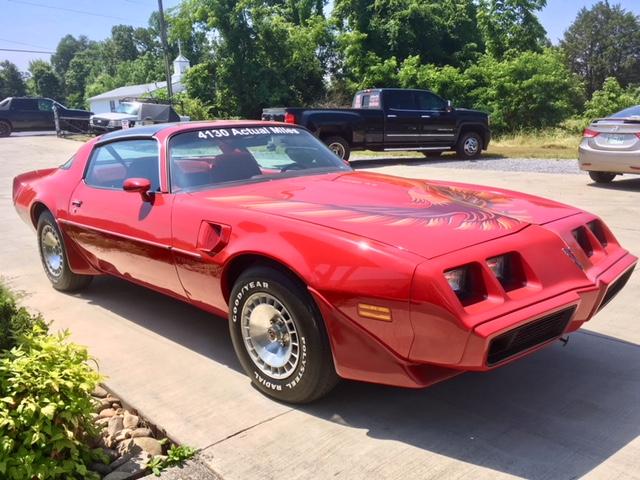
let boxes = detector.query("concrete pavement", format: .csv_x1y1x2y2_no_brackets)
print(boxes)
1,135,638,480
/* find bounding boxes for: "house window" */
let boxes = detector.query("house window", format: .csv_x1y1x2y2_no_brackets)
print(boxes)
109,100,116,112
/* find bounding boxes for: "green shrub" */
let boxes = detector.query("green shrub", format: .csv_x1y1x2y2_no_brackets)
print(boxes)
583,77,640,120
0,326,102,479
0,285,46,351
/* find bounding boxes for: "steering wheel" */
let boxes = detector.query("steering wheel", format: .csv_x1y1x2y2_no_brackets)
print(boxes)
281,163,305,172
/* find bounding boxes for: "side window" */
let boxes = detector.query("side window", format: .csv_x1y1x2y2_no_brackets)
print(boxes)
85,140,160,191
11,99,38,111
110,100,116,112
38,99,53,112
384,91,416,110
416,92,446,111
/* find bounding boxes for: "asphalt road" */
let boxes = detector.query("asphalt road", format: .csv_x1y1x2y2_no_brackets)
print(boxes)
1,135,639,480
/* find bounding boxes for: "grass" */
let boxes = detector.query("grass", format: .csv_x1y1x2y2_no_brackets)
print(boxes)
351,129,581,160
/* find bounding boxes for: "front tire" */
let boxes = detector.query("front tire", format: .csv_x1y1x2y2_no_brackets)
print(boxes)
455,131,482,159
588,171,616,183
37,211,93,291
228,266,338,403
0,121,11,137
323,136,351,161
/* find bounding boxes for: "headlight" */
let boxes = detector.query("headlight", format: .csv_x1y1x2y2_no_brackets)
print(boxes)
108,120,119,127
486,255,507,283
444,267,468,296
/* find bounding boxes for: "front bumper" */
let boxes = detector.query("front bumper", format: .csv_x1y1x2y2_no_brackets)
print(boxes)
578,142,640,174
313,212,637,389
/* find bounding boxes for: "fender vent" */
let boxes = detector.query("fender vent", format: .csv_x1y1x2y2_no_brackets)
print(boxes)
487,307,576,366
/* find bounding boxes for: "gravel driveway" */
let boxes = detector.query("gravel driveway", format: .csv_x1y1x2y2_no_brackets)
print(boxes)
352,155,582,174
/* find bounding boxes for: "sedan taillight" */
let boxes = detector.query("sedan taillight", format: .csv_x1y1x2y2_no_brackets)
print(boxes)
583,128,600,138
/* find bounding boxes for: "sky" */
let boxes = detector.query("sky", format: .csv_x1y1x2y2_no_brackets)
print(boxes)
1,0,640,71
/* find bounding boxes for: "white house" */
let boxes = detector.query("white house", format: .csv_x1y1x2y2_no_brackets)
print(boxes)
88,52,191,114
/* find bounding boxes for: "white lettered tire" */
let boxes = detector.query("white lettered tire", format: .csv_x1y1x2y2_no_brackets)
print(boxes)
228,266,338,403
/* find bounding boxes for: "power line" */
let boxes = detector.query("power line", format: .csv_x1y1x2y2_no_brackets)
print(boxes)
0,37,51,50
0,47,54,54
7,0,128,21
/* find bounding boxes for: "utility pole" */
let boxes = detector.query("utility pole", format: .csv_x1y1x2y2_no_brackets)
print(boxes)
157,0,173,102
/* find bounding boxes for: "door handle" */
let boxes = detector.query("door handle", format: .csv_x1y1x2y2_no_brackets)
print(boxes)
421,115,431,118
71,199,83,207
387,114,397,118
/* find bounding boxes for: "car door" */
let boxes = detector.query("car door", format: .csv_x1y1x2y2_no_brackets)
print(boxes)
415,91,457,145
9,98,39,130
34,99,56,130
61,138,185,296
382,90,422,147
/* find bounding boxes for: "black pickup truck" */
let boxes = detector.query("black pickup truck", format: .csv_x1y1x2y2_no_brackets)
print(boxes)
262,88,491,160
0,97,91,137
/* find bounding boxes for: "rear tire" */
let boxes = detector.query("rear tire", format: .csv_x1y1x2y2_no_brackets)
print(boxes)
228,266,338,403
455,131,482,159
37,211,93,292
0,121,11,137
588,171,616,183
323,136,351,161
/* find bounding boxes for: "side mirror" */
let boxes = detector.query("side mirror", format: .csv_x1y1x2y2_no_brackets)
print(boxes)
446,100,454,112
123,177,152,201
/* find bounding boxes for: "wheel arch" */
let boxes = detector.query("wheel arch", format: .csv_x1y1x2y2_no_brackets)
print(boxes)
458,124,489,150
30,201,51,228
221,252,310,304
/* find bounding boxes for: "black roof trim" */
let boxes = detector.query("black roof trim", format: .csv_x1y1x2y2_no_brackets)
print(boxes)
96,124,169,143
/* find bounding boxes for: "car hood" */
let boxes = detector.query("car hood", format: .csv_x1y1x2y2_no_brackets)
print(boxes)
197,171,580,259
92,112,136,121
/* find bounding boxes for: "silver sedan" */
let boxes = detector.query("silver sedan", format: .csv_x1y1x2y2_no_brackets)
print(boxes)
578,105,640,183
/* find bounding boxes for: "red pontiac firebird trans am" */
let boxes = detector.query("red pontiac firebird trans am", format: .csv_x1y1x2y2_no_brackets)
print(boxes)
13,121,636,403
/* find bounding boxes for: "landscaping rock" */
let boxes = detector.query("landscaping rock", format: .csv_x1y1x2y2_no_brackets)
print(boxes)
123,412,139,429
102,448,119,463
107,416,124,437
133,437,163,456
92,385,109,398
89,461,112,476
99,408,117,419
130,428,153,439
112,452,150,476
115,428,133,442
103,472,131,480
117,439,143,456
96,417,111,427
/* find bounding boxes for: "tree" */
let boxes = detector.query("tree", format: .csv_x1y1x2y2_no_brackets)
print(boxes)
561,1,640,96
27,60,63,100
51,35,91,78
0,61,26,98
477,0,548,59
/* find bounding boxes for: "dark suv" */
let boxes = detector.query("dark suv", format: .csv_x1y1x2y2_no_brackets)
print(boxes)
0,97,92,137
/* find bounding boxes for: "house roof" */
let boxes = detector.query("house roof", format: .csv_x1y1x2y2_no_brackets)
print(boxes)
88,81,183,101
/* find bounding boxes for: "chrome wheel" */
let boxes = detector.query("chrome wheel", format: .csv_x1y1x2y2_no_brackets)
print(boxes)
328,141,346,159
241,292,299,380
464,136,479,156
41,224,63,278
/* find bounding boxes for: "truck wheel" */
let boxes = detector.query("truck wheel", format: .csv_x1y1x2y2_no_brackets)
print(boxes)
37,211,93,291
455,132,482,159
0,121,11,137
324,136,351,161
588,171,616,183
228,266,338,403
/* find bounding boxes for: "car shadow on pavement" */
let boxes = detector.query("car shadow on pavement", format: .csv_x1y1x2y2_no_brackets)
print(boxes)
351,153,505,169
589,177,640,192
80,276,243,374
301,330,640,479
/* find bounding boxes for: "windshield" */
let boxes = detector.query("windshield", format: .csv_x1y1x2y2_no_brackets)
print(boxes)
610,105,640,118
169,126,351,192
115,103,140,115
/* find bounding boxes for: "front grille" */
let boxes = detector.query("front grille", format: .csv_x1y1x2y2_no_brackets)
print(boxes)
598,267,634,311
487,307,576,366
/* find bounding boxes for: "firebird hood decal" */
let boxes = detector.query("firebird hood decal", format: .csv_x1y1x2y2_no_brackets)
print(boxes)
201,172,579,258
